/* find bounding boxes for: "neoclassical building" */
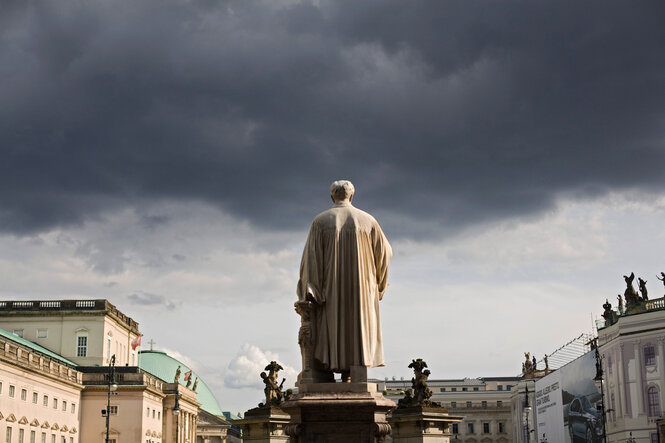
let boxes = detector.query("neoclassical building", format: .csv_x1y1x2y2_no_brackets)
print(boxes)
381,376,520,442
598,297,665,442
0,299,235,443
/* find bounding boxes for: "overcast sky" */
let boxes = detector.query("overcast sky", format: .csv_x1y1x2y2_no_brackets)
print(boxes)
2,0,665,414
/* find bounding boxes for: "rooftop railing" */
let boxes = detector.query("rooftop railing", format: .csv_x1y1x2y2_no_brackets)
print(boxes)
0,299,139,332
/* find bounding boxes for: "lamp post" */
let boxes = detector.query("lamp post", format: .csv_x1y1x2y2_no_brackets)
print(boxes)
524,385,532,443
105,354,118,443
173,392,180,443
594,346,608,443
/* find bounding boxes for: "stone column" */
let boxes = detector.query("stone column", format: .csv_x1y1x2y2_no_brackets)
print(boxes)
658,337,665,410
635,341,645,415
618,343,627,417
388,406,462,443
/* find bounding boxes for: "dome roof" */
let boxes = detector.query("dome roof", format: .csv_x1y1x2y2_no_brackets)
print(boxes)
139,350,224,417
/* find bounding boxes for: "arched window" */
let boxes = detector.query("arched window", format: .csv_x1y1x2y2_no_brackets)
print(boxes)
647,385,660,417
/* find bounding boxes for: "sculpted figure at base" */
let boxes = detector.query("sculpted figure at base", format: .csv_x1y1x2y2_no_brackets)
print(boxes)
397,359,440,408
258,361,292,407
297,180,392,382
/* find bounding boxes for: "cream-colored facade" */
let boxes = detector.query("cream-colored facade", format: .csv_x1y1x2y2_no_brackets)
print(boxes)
0,299,233,443
381,377,519,442
0,300,140,367
0,331,83,443
79,369,169,443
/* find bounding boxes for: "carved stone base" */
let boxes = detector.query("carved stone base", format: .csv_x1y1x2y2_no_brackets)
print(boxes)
236,406,291,442
281,384,396,443
388,406,463,443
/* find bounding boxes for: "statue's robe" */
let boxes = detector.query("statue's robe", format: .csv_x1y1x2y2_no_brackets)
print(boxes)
297,201,392,371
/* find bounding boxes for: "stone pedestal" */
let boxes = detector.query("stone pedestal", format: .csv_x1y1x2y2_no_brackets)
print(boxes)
236,406,291,442
281,382,396,443
388,406,463,443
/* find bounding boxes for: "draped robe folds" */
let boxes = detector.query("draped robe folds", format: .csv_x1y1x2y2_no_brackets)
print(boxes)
297,201,392,372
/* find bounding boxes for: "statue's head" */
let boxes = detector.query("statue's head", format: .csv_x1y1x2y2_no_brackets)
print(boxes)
330,180,355,203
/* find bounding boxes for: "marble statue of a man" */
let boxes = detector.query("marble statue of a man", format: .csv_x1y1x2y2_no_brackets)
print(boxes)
297,180,392,379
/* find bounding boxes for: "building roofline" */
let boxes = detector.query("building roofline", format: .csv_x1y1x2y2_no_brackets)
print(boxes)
0,299,139,334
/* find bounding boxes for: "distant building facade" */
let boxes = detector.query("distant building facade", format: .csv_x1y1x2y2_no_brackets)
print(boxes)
0,299,234,443
380,376,520,442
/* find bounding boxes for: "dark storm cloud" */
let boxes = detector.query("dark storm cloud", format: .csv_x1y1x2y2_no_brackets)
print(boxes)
1,0,664,237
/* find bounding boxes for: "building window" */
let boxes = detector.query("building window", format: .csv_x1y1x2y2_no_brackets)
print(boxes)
648,386,660,416
76,335,88,357
37,329,48,339
21,388,27,401
497,385,503,391
18,429,24,443
71,403,76,414
9,385,15,397
0,381,2,394
451,388,457,392
62,400,67,411
483,422,490,434
499,422,505,433
466,401,472,408
13,329,24,338
107,336,112,361
497,401,503,407
651,433,659,443
109,405,118,414
440,388,446,392
152,409,155,419
473,387,479,391
608,356,613,375
452,424,458,434
507,385,512,391
51,435,55,443
53,398,58,409
43,395,48,406
158,411,161,419
32,392,38,403
41,432,46,443
462,387,468,391
30,431,35,443
611,393,616,422
482,401,487,408
147,407,150,417
467,423,474,434
6,427,12,443
451,401,456,408
645,346,656,366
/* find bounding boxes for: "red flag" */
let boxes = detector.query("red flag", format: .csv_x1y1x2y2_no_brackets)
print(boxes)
184,370,193,381
131,334,142,351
